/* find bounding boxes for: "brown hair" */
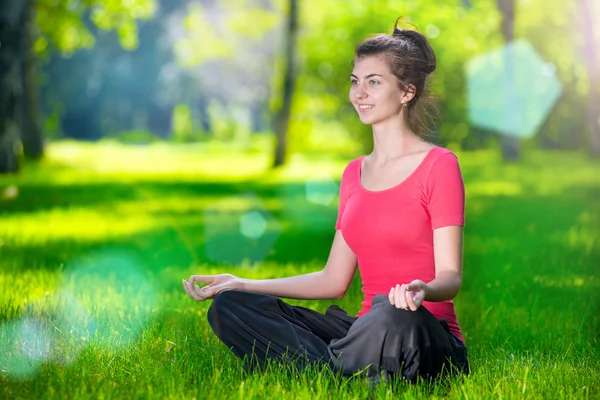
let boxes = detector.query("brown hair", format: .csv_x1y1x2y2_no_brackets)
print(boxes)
354,17,439,139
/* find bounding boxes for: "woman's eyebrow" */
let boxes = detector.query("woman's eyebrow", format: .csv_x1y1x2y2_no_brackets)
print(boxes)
350,73,384,79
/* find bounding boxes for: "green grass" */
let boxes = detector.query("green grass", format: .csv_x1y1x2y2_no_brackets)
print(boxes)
0,141,599,399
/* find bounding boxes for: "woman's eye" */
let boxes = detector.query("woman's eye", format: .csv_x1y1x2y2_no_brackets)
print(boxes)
370,80,380,85
351,79,358,85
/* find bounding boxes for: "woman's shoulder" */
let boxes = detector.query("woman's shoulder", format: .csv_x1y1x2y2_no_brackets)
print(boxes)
427,146,461,170
430,145,458,159
340,156,364,179
423,146,464,193
337,156,364,197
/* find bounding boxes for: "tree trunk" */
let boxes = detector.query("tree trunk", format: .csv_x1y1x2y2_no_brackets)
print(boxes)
148,103,174,139
272,0,298,168
21,0,44,159
579,0,600,157
496,0,521,162
196,91,212,134
250,101,266,132
0,0,28,173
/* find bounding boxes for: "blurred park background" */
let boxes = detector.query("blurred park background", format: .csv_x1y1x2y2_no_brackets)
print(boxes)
1,0,599,398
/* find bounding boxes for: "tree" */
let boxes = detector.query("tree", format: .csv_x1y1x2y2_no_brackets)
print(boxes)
496,0,521,162
579,0,600,157
169,0,281,144
22,0,44,160
0,0,156,173
0,1,31,173
272,0,297,168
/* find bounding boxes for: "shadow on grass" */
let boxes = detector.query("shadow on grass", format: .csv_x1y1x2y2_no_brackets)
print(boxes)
0,179,341,274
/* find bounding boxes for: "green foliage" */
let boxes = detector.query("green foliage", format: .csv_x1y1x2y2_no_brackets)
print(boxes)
175,3,233,67
35,0,157,55
174,0,281,67
28,0,600,156
107,130,159,144
43,113,62,139
0,143,599,398
168,100,255,145
225,0,280,40
31,0,597,154
172,104,194,142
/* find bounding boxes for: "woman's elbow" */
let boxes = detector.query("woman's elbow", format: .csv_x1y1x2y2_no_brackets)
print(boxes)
326,285,347,300
449,276,463,299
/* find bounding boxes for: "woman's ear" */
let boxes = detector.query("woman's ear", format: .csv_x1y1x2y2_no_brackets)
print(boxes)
402,84,416,103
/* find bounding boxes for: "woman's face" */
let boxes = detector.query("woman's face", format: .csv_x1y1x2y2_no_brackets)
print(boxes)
349,55,408,125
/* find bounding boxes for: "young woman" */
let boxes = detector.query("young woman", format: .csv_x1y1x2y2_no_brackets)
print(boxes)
182,18,469,384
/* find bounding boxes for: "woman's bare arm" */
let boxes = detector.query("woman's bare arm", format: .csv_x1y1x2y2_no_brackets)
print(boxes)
425,225,463,301
239,230,357,300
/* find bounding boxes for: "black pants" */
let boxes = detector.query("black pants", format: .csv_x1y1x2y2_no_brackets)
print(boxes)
207,290,469,382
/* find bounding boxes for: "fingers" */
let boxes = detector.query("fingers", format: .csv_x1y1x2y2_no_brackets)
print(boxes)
405,289,418,311
183,278,222,302
182,279,194,298
182,279,208,302
182,279,198,300
389,283,419,311
189,275,214,285
184,274,212,300
191,283,212,301
404,280,422,292
394,284,409,310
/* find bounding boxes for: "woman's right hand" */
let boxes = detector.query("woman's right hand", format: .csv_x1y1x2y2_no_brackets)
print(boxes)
182,273,243,302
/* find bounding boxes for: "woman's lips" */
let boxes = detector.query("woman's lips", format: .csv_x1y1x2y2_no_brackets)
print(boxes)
358,104,375,113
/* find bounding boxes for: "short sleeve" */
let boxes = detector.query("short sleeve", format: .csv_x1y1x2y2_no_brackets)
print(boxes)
425,152,465,229
335,160,358,230
335,166,350,230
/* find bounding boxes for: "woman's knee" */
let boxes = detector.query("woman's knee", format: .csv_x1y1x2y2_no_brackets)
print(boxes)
207,290,247,339
208,290,243,320
207,290,274,324
210,289,242,308
370,298,429,330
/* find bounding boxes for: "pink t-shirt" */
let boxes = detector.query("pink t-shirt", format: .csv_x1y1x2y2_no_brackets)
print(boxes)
335,146,466,342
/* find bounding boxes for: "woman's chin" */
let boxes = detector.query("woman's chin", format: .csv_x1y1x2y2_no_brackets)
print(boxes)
357,113,375,125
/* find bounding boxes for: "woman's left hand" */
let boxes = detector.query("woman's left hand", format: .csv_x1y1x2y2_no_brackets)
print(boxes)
389,280,427,311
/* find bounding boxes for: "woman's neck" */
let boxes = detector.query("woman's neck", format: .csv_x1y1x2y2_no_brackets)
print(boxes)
370,118,426,161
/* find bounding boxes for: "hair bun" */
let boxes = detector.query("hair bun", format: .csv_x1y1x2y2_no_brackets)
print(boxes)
392,16,416,36
391,17,436,76
402,31,436,75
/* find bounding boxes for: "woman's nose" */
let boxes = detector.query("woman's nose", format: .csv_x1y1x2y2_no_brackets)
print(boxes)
355,88,367,100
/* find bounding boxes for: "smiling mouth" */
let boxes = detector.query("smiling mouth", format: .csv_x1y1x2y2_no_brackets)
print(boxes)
358,104,375,111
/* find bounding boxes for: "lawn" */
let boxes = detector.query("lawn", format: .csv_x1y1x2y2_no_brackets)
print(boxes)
0,141,599,399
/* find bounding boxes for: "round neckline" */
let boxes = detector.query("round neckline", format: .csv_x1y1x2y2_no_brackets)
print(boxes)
358,146,439,194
